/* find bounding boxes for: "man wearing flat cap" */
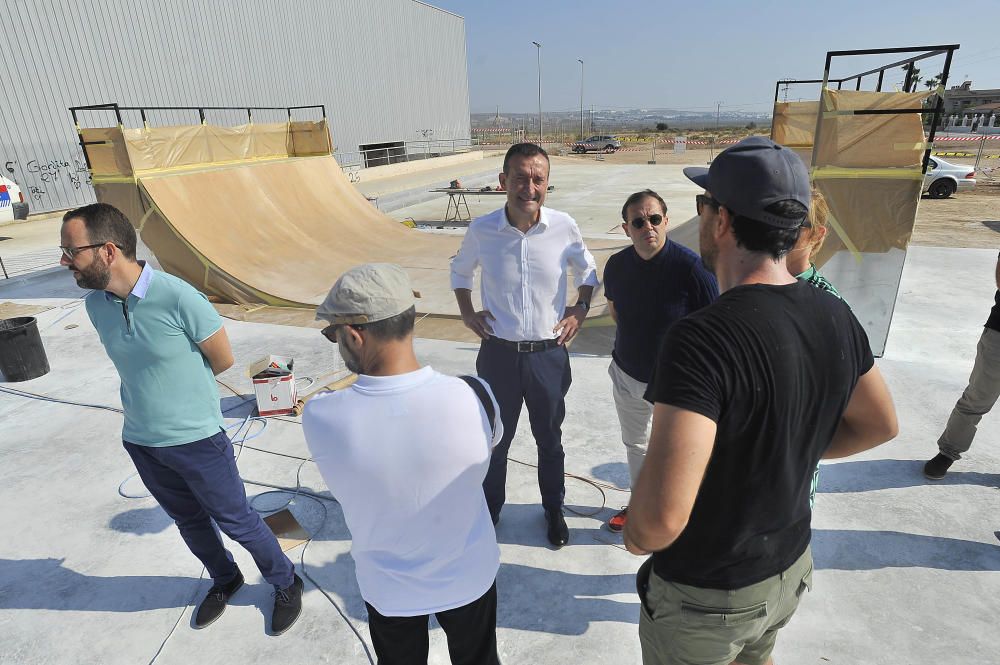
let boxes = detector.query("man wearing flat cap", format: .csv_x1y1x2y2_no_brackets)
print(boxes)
304,263,504,665
623,137,898,665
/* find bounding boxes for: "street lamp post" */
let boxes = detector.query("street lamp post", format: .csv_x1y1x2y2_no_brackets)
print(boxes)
710,100,724,162
532,41,542,144
578,58,584,140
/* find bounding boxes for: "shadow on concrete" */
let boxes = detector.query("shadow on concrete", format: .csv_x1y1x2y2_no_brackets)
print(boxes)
589,462,630,490
0,557,281,619
305,552,638,635
492,503,616,549
813,529,1000,571
495,562,637,634
0,267,81,299
108,506,174,535
819,459,1000,493
980,220,1000,234
220,394,258,418
0,558,199,611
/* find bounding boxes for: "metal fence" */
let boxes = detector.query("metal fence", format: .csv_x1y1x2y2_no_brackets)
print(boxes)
0,249,63,280
334,138,473,172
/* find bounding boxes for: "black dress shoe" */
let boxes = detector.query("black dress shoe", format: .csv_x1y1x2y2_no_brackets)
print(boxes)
194,567,244,629
545,509,569,548
271,573,304,636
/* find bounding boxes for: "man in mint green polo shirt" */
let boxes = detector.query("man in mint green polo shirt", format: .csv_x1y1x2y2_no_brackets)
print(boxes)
60,202,302,635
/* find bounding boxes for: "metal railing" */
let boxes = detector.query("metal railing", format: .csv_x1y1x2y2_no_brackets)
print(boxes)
0,248,63,280
334,138,473,172
774,44,960,173
68,103,327,170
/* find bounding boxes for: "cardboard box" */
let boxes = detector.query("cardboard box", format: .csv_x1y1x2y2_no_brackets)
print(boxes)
248,355,297,417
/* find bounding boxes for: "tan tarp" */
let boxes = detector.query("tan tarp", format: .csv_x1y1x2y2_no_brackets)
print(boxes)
814,89,933,168
771,101,818,148
769,89,934,259
811,177,923,267
80,127,133,177
86,120,621,327
810,89,932,259
769,88,936,355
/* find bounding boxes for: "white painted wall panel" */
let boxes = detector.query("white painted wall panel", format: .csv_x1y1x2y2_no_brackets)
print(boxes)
0,0,469,213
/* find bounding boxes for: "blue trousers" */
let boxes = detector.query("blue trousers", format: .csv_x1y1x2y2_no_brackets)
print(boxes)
476,339,572,520
124,430,295,589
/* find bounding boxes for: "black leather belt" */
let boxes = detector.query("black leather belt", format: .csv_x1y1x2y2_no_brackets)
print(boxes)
488,336,560,353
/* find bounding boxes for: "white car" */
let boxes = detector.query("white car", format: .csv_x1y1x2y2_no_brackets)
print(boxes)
0,175,28,223
923,157,975,199
572,135,622,153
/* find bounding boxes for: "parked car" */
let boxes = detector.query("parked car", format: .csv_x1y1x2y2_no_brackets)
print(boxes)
0,175,28,222
572,135,621,153
923,157,975,199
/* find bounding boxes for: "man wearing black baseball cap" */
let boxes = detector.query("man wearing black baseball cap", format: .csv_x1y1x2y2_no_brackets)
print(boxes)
623,137,898,665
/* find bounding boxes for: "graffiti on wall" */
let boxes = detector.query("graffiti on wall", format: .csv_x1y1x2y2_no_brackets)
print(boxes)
25,157,92,190
2,152,93,207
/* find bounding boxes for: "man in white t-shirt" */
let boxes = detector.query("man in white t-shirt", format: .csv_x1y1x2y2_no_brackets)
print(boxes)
304,263,503,665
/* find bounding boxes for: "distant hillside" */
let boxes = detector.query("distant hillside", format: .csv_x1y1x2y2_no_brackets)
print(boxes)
471,107,772,132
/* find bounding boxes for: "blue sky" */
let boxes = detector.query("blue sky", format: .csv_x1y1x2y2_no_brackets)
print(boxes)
429,0,1000,114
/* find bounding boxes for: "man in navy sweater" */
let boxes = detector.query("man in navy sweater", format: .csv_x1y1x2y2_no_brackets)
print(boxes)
602,189,718,533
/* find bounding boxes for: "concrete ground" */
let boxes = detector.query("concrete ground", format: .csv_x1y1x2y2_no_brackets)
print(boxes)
387,155,702,237
1,157,998,664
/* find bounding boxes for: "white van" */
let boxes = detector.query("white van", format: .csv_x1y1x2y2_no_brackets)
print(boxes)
0,175,29,223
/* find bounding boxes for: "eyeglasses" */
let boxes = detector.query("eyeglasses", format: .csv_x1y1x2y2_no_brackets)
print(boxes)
695,194,720,215
321,323,363,343
630,214,663,229
59,242,121,260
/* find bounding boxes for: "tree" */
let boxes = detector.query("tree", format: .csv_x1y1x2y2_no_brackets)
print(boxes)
900,64,922,91
656,122,669,131
921,73,946,127
745,121,757,130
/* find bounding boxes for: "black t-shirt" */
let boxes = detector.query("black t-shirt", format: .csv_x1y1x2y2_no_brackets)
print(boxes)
604,240,718,383
644,280,874,589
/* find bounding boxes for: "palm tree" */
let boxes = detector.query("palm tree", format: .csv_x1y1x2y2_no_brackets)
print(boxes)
900,65,922,91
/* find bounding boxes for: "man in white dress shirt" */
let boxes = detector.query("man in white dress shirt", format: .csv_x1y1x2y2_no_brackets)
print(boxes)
450,143,599,548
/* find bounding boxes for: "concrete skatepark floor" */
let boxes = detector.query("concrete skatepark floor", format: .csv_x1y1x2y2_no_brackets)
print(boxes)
1,157,999,664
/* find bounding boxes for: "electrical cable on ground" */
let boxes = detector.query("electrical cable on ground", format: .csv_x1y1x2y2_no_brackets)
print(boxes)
41,297,88,332
2,382,629,664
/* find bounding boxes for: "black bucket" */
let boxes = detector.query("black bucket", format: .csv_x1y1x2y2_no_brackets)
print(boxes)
0,317,51,382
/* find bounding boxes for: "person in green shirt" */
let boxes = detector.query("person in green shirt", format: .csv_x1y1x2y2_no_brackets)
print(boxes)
786,187,842,299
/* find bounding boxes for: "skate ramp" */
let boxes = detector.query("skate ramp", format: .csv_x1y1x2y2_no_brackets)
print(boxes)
82,120,621,326
136,156,464,311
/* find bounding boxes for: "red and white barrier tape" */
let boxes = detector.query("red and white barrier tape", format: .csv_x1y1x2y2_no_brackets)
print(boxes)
934,135,1000,142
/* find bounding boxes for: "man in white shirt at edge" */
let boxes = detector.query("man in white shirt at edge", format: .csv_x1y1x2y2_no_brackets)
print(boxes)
450,142,599,548
303,263,504,665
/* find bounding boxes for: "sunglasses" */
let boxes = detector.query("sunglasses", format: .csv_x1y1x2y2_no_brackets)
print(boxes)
630,214,664,229
695,194,720,215
59,242,121,261
321,323,363,343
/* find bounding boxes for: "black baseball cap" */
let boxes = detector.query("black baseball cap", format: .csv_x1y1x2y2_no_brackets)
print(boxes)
683,137,810,229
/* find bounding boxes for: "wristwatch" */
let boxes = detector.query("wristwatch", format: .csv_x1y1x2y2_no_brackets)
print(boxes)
575,300,590,312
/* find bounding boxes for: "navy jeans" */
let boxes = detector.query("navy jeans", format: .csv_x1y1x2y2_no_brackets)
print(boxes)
124,430,295,589
476,339,572,520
